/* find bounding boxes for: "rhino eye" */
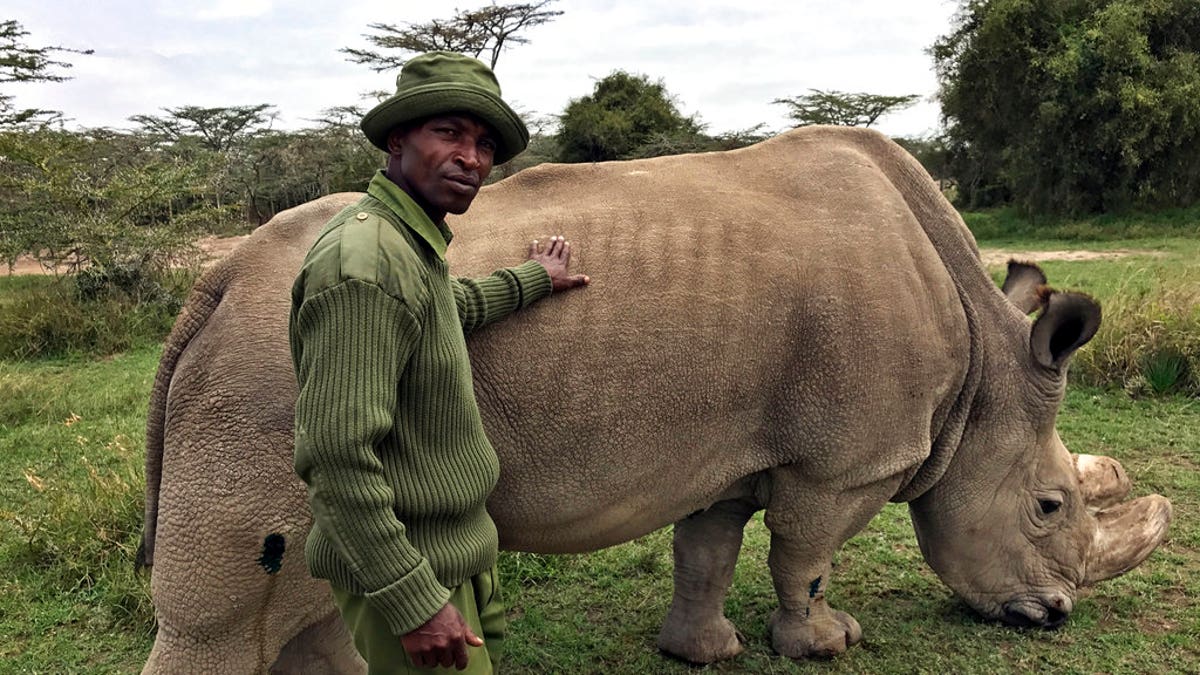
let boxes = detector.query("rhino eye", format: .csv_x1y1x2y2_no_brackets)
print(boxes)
1038,498,1062,515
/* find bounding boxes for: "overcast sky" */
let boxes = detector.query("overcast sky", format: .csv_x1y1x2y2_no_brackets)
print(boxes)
11,1,960,139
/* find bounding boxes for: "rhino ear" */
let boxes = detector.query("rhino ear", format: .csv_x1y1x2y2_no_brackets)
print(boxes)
1030,290,1102,369
1001,260,1049,315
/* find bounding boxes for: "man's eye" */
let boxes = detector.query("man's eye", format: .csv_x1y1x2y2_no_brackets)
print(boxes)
479,139,497,152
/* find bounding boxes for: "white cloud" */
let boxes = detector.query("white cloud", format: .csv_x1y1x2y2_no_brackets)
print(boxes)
161,0,276,21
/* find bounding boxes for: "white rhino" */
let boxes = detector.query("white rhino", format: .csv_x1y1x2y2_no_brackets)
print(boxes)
139,126,1171,673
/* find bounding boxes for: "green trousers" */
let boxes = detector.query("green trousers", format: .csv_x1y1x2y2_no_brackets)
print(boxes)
332,567,504,674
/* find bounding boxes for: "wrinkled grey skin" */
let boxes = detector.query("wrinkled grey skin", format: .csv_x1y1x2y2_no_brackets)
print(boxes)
139,127,1171,672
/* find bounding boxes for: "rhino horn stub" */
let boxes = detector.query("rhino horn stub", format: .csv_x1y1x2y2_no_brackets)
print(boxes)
1073,453,1132,512
1030,291,1102,369
1001,260,1049,315
1083,494,1172,586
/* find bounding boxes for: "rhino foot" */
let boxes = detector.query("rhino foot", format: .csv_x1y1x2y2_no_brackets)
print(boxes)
656,615,744,664
769,607,862,659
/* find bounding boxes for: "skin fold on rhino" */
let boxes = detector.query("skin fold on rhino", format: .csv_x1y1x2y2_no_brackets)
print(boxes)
138,126,1171,673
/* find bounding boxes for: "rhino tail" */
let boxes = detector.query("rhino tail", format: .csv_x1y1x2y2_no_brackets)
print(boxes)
138,262,235,571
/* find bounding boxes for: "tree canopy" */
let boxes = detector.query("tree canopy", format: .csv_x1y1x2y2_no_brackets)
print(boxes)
0,20,91,126
556,71,704,162
933,0,1200,213
130,105,275,153
342,1,562,71
773,89,920,128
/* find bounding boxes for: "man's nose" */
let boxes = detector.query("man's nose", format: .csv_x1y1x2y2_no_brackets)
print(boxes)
455,142,481,170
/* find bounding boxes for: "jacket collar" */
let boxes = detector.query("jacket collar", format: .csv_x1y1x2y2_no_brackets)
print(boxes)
366,170,454,260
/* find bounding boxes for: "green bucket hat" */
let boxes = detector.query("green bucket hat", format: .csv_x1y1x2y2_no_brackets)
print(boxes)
360,51,529,164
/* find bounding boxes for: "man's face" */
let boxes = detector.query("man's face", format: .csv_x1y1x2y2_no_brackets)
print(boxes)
387,114,497,221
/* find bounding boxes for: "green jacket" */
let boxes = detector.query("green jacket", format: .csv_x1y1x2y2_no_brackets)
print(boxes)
289,171,551,636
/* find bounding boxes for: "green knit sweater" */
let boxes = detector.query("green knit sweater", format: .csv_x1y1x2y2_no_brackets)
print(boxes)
289,171,551,636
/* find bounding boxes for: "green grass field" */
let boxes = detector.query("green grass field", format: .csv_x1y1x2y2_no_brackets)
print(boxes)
1,225,1197,673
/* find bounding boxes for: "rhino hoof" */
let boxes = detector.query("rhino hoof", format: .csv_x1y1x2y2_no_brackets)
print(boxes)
769,608,862,659
656,615,744,664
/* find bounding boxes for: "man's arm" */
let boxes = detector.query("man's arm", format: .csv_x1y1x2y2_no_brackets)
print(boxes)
292,279,451,634
452,235,590,334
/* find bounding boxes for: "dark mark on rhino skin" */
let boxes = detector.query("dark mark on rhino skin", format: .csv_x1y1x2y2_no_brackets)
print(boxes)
258,533,286,574
809,576,822,599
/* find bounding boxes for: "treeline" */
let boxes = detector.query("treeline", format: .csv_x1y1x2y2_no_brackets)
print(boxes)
935,0,1200,213
5,0,1200,277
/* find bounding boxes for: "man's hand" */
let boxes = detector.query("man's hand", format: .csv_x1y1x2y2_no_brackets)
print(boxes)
400,603,483,670
529,235,590,292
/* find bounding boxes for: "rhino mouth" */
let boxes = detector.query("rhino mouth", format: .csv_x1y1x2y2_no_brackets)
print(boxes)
1001,596,1071,629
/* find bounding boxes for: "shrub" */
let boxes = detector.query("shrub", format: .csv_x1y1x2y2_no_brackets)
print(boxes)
1073,269,1200,397
0,273,192,360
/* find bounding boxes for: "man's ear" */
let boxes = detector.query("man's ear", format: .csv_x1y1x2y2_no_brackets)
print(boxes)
386,128,406,155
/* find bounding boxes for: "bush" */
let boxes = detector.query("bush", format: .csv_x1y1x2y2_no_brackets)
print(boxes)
1073,270,1200,396
0,273,192,360
556,71,704,162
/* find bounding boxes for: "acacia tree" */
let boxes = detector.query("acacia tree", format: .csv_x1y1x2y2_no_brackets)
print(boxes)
934,0,1200,213
129,104,278,226
342,0,562,71
0,20,91,126
130,104,276,152
773,89,920,128
0,127,216,281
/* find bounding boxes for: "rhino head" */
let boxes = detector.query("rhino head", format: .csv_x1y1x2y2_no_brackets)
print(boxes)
908,261,1172,628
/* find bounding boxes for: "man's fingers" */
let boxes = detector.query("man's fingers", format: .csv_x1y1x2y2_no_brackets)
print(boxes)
437,646,456,669
464,625,484,647
453,639,470,670
529,239,539,256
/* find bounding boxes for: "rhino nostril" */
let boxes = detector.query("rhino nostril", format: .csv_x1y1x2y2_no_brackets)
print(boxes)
1002,598,1070,629
1044,606,1069,629
1003,608,1037,628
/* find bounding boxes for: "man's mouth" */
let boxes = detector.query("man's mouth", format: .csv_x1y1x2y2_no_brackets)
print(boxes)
445,174,480,190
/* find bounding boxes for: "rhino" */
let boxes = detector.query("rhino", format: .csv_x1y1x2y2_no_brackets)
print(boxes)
139,126,1171,673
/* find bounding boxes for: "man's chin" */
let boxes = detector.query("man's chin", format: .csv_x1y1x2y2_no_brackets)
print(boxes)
445,200,475,216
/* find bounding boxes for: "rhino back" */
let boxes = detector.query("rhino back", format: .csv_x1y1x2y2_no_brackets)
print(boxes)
447,127,972,552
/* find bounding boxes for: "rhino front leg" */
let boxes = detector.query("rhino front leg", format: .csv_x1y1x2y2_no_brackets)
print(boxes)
763,472,896,659
657,497,759,663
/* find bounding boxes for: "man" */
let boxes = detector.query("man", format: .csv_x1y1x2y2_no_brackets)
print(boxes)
289,51,588,673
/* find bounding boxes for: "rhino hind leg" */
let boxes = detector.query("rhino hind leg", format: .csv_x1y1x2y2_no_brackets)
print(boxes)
269,610,365,674
764,471,896,659
656,497,758,663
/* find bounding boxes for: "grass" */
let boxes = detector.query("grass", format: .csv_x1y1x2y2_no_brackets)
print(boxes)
962,204,1200,244
0,210,1196,672
0,348,159,672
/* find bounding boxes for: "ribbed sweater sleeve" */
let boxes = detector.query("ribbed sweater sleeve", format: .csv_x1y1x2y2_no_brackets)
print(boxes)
452,259,552,335
292,279,452,634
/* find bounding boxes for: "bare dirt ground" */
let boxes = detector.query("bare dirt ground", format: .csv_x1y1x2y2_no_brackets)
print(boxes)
978,248,1160,266
2,236,1154,276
